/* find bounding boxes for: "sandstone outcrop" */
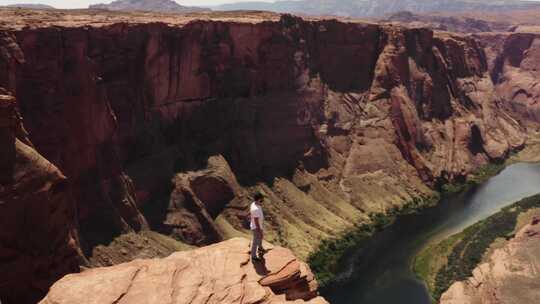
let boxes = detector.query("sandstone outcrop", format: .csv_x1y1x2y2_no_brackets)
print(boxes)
0,90,82,304
39,238,328,304
165,155,242,245
475,32,540,129
440,218,540,304
88,231,194,267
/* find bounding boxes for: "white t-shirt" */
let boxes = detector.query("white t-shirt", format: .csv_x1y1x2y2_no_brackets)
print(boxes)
250,202,264,231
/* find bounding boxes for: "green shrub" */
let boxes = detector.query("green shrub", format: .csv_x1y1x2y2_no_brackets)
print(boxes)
441,163,505,195
308,225,373,286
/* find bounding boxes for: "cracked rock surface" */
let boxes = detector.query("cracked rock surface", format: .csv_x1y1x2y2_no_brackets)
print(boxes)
39,238,328,304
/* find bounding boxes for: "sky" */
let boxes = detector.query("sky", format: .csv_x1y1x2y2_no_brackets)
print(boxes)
0,0,275,8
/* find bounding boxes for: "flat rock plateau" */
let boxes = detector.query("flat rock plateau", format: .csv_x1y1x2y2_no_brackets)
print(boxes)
1,7,540,304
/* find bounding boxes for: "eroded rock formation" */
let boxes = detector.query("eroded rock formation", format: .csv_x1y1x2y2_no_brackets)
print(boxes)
39,238,328,304
440,218,540,304
475,32,540,127
164,155,242,245
0,90,82,304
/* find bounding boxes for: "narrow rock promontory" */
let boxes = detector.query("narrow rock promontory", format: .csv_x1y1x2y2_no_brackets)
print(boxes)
39,238,328,304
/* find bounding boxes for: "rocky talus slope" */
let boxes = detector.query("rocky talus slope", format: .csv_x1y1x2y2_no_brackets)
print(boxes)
1,9,540,303
440,218,540,304
39,238,328,304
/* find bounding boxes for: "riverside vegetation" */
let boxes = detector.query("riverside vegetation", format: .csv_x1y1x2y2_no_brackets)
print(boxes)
308,195,439,286
413,142,540,301
414,193,540,301
439,162,506,194
308,162,506,287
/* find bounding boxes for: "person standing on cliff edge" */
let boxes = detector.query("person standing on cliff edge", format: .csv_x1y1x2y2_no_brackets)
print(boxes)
250,192,266,261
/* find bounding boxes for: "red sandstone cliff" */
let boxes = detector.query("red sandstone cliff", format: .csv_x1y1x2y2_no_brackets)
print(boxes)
474,32,540,127
0,89,82,304
1,9,540,304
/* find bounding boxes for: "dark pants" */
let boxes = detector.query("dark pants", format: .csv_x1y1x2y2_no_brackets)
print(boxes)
251,230,262,258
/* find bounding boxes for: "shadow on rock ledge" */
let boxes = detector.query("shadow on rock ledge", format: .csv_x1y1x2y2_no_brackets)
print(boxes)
39,238,328,304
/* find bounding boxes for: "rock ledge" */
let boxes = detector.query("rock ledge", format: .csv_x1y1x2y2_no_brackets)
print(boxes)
39,238,328,304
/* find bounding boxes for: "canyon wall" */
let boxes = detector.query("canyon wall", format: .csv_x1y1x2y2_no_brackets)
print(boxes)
475,32,540,127
1,11,539,303
0,89,81,303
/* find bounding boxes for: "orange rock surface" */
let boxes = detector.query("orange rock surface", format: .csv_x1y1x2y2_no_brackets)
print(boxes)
39,238,327,304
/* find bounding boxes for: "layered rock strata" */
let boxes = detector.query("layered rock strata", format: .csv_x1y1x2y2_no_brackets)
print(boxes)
475,32,540,127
